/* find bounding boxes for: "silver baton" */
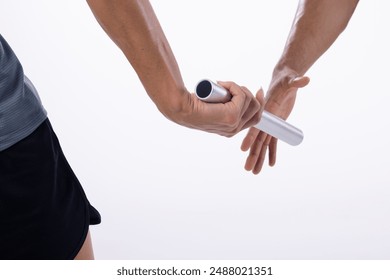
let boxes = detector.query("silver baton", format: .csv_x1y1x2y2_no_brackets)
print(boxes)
195,79,304,146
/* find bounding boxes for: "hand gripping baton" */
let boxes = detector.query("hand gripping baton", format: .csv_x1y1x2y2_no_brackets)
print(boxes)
195,79,304,146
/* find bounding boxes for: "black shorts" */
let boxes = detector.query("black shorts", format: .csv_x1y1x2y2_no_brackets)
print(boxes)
0,119,101,259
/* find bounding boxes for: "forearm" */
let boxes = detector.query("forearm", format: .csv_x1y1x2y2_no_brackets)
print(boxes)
274,0,359,76
86,0,190,121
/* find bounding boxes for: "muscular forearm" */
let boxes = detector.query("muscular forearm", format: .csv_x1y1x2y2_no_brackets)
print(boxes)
242,0,358,174
86,0,190,120
274,0,359,76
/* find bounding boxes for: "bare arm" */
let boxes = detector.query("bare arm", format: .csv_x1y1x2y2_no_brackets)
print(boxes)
275,0,359,77
86,0,261,136
242,0,359,174
86,0,186,118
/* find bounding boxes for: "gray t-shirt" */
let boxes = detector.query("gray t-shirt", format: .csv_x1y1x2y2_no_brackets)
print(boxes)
0,34,47,151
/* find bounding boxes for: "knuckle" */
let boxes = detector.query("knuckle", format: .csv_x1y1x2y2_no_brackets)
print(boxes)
241,86,250,94
221,130,234,138
224,113,239,128
249,149,259,157
231,127,241,135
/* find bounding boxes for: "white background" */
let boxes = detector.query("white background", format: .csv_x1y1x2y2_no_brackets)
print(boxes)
1,0,389,259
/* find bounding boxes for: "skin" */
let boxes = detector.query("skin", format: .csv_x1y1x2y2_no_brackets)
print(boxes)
74,0,358,258
241,0,360,174
86,0,262,137
74,230,94,260
80,0,263,259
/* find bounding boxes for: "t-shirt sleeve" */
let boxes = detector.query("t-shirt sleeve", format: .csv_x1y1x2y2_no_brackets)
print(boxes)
0,34,25,105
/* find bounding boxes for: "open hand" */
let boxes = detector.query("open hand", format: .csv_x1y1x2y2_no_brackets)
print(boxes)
241,70,309,174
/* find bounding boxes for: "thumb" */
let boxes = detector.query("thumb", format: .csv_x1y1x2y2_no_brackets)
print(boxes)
289,76,310,89
255,87,265,107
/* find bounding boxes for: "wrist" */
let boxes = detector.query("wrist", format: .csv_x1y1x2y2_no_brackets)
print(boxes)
272,60,300,80
157,87,193,125
266,63,301,103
